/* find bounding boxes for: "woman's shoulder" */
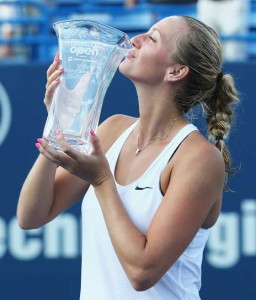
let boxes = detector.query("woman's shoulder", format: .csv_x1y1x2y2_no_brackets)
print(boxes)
174,129,225,174
97,114,138,153
161,128,225,204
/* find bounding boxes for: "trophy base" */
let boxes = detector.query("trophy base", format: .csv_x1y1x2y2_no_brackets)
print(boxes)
46,138,92,154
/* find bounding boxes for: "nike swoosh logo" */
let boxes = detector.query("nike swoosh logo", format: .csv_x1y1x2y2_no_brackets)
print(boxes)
135,186,153,190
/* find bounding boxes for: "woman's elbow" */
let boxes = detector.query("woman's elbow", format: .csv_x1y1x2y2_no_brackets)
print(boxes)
129,267,157,292
16,212,43,230
17,218,38,230
131,280,152,292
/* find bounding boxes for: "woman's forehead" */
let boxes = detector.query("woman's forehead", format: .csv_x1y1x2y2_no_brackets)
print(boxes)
152,16,188,38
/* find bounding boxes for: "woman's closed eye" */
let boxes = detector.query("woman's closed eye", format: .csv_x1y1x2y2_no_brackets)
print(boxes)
148,35,156,42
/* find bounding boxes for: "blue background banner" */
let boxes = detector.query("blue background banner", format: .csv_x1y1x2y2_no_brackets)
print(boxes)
0,62,255,300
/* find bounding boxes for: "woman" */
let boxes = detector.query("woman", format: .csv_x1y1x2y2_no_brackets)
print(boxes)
17,16,239,299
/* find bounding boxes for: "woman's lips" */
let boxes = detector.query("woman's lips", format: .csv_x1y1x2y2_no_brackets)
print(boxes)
127,49,136,59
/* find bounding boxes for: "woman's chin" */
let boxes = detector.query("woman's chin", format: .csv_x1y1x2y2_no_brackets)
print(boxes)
118,62,129,77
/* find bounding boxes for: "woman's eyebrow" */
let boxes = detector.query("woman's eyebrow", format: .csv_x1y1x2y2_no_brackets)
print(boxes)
150,27,162,37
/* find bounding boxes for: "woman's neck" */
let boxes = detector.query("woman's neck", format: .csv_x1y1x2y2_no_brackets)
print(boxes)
133,82,186,143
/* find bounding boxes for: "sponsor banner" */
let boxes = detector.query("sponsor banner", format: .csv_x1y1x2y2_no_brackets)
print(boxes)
0,63,255,300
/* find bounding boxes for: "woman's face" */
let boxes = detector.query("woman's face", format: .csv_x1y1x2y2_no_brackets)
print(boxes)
119,16,187,85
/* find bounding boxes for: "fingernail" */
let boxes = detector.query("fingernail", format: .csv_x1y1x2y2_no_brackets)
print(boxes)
55,130,61,136
59,67,64,72
56,78,60,83
90,129,95,136
35,143,40,149
37,138,43,144
54,52,59,61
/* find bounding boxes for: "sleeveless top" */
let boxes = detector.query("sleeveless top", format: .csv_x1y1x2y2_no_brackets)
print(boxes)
80,121,210,300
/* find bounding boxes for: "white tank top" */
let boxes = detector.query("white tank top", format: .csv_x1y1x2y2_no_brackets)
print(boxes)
80,121,209,300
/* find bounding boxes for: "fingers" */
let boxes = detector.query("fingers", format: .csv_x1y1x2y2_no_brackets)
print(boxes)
46,52,60,80
44,76,60,112
35,130,102,161
44,53,64,112
35,139,61,165
35,137,75,170
35,131,108,185
55,131,80,160
45,53,63,95
47,66,64,87
89,130,102,155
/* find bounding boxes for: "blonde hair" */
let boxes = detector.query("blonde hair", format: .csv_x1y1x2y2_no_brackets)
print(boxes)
173,16,239,178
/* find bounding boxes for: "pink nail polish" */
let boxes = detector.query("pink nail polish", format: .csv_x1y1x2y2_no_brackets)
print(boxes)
55,130,61,136
56,78,60,83
59,67,64,72
90,129,95,136
54,52,59,61
35,143,40,149
37,138,43,144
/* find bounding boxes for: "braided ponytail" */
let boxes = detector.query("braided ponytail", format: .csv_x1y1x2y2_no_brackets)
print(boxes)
207,74,239,176
172,16,240,184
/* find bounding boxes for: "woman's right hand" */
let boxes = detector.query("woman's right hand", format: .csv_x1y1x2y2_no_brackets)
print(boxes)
44,52,64,113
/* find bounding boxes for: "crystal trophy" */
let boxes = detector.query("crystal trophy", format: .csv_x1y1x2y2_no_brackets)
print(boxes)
43,20,132,153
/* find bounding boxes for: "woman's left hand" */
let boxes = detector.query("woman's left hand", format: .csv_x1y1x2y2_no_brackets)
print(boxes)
36,130,113,187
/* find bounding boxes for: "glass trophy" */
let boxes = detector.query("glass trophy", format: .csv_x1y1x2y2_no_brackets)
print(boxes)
43,20,132,153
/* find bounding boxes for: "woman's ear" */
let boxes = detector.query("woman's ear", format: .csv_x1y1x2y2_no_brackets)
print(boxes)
164,64,189,83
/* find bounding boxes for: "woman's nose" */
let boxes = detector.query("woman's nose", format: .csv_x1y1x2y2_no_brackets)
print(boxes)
131,34,146,49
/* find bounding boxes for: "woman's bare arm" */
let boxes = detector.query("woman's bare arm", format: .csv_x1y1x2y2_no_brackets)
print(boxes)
17,154,89,229
93,136,225,291
17,114,135,229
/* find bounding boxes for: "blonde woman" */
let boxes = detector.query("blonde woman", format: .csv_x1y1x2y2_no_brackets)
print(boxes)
18,16,239,299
